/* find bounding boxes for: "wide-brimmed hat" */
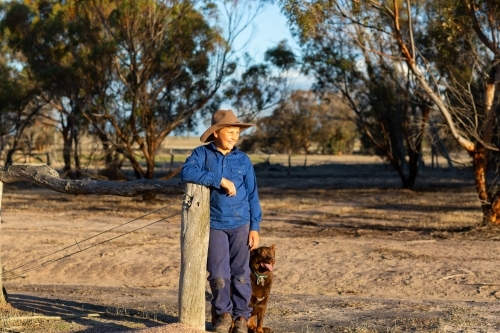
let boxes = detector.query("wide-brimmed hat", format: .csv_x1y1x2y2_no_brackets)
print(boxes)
200,109,253,143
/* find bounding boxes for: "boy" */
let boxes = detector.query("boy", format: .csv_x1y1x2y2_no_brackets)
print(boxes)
181,109,262,333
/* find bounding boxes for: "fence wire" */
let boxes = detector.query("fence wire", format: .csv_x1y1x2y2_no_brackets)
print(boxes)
2,200,183,281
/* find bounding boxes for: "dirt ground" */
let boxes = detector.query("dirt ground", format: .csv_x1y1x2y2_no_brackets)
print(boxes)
2,157,500,332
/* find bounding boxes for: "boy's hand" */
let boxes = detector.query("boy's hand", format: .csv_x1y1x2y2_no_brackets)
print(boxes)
248,231,259,250
220,177,236,196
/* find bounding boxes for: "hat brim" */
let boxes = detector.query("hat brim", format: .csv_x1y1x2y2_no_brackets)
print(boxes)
200,123,253,143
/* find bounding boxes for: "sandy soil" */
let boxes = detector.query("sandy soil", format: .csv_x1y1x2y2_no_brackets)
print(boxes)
2,160,500,332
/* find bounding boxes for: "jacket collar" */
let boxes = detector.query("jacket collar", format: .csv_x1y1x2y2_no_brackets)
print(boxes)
207,142,239,155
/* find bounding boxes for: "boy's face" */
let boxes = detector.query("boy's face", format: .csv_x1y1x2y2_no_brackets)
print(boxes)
213,126,240,153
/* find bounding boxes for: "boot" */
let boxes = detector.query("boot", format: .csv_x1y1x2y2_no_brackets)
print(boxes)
232,316,247,333
213,313,232,333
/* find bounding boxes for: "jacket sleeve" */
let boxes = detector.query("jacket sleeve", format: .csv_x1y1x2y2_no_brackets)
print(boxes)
180,147,222,188
244,157,262,232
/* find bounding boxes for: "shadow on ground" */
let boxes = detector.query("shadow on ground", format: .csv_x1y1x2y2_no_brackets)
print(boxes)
6,290,179,333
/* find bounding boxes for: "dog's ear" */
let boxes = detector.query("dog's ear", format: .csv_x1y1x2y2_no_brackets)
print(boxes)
270,244,276,251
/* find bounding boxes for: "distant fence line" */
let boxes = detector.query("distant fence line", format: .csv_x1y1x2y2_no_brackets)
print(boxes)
0,164,209,331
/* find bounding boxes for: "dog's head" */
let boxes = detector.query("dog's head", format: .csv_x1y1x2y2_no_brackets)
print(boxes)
250,244,276,273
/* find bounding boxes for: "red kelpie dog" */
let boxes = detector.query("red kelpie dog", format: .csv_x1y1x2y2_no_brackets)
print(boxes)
248,244,275,333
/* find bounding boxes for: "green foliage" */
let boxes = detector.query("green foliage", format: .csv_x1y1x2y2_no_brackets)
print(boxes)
314,94,357,155
0,64,24,136
245,90,357,155
224,40,297,121
264,40,296,70
0,0,240,180
278,0,433,188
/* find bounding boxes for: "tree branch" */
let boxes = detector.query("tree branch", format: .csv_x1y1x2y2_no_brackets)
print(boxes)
0,164,182,196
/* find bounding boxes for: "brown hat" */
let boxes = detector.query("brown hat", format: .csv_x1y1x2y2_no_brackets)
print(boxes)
200,109,253,143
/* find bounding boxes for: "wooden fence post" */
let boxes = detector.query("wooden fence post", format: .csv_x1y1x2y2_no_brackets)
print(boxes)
0,181,6,303
179,182,210,330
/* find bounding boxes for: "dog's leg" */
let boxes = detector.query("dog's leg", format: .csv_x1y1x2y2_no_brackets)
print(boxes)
256,306,267,333
247,315,257,333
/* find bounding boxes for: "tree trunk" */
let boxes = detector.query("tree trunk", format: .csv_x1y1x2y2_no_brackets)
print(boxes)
0,182,7,303
5,150,14,166
287,150,292,176
429,121,454,170
169,154,174,174
431,143,438,169
62,127,72,177
404,105,431,190
473,143,500,225
73,131,81,179
401,174,413,190
473,144,492,224
473,64,500,225
102,139,113,166
95,132,125,180
142,156,156,201
179,183,210,331
132,167,142,181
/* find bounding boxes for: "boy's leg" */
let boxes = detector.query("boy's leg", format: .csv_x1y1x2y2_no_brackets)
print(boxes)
228,223,252,320
207,228,232,316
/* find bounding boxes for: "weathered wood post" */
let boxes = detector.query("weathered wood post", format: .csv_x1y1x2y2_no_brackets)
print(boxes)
179,183,210,331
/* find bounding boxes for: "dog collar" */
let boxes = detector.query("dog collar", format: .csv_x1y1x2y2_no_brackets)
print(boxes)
252,269,267,286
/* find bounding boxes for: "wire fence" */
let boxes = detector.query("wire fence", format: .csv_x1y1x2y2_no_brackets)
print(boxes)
2,200,183,281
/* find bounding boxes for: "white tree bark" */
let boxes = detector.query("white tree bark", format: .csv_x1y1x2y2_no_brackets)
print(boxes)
390,1,476,152
179,183,210,331
0,164,182,196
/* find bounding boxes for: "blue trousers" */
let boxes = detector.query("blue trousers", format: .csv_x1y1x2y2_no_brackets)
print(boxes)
207,223,252,319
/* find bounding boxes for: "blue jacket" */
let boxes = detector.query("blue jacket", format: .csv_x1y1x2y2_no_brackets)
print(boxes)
180,143,262,232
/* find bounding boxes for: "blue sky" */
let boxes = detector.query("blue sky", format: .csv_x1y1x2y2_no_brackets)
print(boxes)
231,2,311,88
191,3,313,137
234,3,298,62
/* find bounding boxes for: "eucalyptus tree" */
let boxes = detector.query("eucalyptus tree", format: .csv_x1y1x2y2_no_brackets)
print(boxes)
0,70,44,166
1,0,266,199
310,92,357,155
257,91,312,171
255,90,354,169
279,0,500,224
280,0,432,189
75,0,266,200
0,36,45,166
1,0,95,177
422,0,500,223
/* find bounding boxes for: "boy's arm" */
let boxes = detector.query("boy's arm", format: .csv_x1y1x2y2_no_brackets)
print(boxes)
244,158,262,232
181,148,222,188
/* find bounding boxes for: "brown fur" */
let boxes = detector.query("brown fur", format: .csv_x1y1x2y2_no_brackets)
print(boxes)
248,245,275,333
